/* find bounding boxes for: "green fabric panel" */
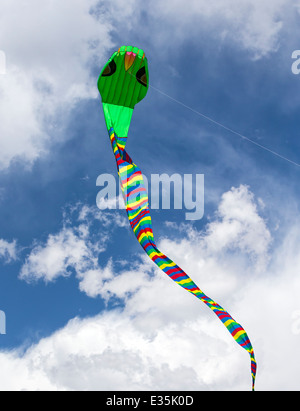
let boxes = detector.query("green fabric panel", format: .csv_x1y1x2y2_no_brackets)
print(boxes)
133,64,148,107
117,69,132,108
123,56,143,108
98,51,118,103
102,103,133,137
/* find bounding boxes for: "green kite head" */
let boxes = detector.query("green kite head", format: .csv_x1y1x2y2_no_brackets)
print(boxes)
98,46,149,109
98,46,149,137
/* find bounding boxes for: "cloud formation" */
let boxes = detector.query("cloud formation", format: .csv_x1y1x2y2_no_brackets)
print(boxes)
19,204,127,284
0,239,17,263
134,0,289,59
8,185,299,391
0,0,113,170
0,0,296,170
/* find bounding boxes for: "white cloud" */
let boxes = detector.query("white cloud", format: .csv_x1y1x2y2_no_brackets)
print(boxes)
78,259,114,298
144,0,289,59
20,185,270,297
0,0,113,170
0,68,48,169
0,239,17,263
0,0,296,170
204,185,271,269
19,204,127,284
19,227,100,283
2,185,300,390
1,237,300,391
19,185,272,313
0,311,248,391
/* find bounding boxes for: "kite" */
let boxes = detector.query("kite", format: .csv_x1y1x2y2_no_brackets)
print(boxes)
98,45,257,391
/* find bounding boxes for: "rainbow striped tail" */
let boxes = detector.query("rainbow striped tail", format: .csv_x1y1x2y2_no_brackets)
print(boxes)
108,127,257,390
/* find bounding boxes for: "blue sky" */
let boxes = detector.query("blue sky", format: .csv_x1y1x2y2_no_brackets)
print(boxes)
0,0,300,390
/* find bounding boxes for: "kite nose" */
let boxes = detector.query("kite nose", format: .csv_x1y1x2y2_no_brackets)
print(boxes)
124,51,136,71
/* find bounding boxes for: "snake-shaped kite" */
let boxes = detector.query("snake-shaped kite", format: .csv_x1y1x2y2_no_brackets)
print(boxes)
97,46,257,391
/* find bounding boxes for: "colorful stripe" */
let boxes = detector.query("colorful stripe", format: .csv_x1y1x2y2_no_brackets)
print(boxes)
107,126,257,390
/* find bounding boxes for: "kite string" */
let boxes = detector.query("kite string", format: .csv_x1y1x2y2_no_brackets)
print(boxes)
143,80,300,168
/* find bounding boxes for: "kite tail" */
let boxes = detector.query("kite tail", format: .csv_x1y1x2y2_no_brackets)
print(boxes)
108,127,257,390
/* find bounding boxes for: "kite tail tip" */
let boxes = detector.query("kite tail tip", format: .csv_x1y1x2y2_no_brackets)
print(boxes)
250,350,257,391
252,376,255,392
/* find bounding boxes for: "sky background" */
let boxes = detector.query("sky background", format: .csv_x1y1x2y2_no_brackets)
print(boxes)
0,0,300,391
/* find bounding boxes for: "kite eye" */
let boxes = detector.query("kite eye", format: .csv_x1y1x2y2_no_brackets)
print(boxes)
102,60,117,77
136,66,147,87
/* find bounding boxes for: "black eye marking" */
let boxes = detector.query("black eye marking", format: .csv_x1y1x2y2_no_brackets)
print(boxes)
136,66,147,87
102,60,117,77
